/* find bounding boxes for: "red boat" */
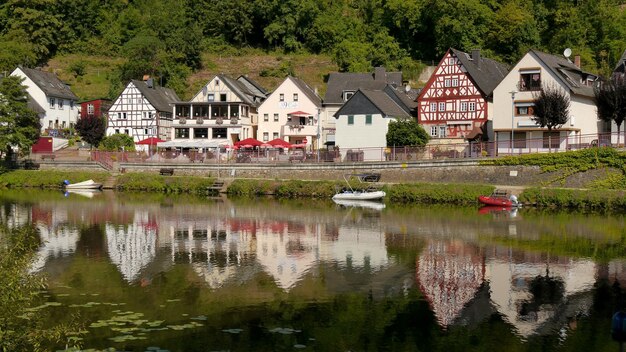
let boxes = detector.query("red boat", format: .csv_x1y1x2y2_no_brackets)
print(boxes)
478,190,520,207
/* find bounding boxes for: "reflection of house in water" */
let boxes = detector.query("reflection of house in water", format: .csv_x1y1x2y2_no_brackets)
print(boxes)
0,203,31,229
28,205,79,273
106,209,157,282
485,248,596,337
322,225,389,270
416,240,485,328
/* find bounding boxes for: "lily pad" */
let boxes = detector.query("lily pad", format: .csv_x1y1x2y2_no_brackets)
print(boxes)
222,328,243,334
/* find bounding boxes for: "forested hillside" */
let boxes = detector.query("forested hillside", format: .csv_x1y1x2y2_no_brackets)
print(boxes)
2,0,626,100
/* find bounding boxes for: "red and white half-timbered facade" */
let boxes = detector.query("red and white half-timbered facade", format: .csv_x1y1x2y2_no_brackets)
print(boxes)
418,49,508,142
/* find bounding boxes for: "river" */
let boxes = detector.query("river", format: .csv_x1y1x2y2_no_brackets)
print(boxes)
1,189,625,351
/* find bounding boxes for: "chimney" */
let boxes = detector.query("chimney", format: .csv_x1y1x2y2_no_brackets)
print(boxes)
374,67,386,81
471,49,481,66
574,55,581,68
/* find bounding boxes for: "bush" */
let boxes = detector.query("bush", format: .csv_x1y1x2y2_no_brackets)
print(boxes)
116,173,215,195
520,187,626,212
385,183,495,205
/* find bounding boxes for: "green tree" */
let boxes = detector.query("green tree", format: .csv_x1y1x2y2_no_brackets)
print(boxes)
0,76,40,160
594,77,626,146
333,40,372,72
386,118,430,147
532,84,570,152
0,38,36,73
486,1,541,63
99,133,135,152
75,115,106,149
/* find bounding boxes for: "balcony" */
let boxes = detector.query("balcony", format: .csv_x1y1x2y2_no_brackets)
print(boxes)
282,124,317,137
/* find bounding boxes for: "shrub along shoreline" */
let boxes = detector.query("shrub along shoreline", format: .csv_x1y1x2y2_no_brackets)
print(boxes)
1,168,626,211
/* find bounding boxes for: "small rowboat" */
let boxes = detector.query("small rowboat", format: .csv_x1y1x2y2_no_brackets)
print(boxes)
63,179,103,190
478,190,520,207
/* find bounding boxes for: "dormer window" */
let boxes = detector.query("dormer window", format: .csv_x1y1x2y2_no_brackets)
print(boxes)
343,91,355,102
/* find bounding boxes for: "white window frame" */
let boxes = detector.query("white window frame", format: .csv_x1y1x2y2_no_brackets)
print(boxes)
468,102,476,111
263,132,269,141
273,113,279,122
430,126,438,136
438,102,446,112
273,132,279,139
460,102,467,112
87,104,94,115
279,94,284,102
444,79,451,87
263,114,268,121
58,99,63,109
293,93,298,101
207,94,214,102
439,126,446,137
50,97,55,109
452,78,459,87
430,102,437,112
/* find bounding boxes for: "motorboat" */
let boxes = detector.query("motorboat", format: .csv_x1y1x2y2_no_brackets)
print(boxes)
478,190,521,207
63,179,103,190
332,173,385,201
333,198,386,210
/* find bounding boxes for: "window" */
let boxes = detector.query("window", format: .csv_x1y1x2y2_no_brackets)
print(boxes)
70,101,74,109
515,105,534,116
452,78,459,87
444,79,451,87
264,113,269,122
274,113,279,122
207,94,214,102
273,132,279,139
62,121,66,128
430,102,437,112
58,100,63,110
542,132,560,149
347,115,354,125
148,112,154,119
212,127,227,139
460,102,467,112
123,112,127,119
48,121,53,128
439,126,446,137
115,129,119,134
220,93,227,101
279,94,284,102
263,132,269,141
124,129,129,135
468,102,476,111
365,114,372,125
50,98,55,109
448,58,455,65
430,126,438,136
175,128,189,139
513,132,526,148
194,128,208,139
87,104,94,115
144,129,148,135
438,102,445,112
343,91,354,102
519,72,541,91
293,93,298,101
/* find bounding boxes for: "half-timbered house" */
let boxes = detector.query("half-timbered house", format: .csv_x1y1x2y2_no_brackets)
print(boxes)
166,75,267,149
106,78,180,142
417,49,508,143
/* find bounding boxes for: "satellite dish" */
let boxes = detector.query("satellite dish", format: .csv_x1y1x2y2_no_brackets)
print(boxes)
405,84,411,93
563,48,572,58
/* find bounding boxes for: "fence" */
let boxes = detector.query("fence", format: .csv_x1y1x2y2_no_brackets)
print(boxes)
78,132,625,167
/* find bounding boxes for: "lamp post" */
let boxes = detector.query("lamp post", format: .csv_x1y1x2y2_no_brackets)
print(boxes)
510,91,516,154
316,108,321,162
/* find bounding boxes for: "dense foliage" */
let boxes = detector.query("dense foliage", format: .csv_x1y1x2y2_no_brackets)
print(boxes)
98,133,135,152
0,76,40,160
386,118,430,147
595,76,626,145
75,115,106,148
116,172,216,194
3,0,626,97
532,84,570,132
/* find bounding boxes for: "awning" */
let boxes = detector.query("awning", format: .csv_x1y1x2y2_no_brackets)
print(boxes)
157,139,229,148
287,111,312,116
465,126,483,140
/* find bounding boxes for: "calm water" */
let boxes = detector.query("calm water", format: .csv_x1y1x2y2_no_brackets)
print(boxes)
2,190,626,352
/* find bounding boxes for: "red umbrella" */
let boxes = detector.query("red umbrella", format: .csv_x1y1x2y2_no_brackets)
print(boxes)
268,138,292,148
234,138,263,147
136,137,166,145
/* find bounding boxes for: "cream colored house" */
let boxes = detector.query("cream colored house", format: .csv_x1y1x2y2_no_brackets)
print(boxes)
492,50,601,154
257,76,321,147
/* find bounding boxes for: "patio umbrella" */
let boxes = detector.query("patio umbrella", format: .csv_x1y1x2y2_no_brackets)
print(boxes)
261,143,272,148
268,138,292,148
234,138,263,147
136,137,166,145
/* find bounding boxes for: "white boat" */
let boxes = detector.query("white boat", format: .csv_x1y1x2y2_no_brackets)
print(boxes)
65,189,102,198
332,198,386,210
63,179,103,190
332,173,386,201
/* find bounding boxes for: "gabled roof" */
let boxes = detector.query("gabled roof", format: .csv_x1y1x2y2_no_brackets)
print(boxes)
450,48,509,97
17,67,79,100
28,96,45,115
335,87,411,118
324,68,403,105
216,74,267,107
529,49,598,98
289,76,322,107
614,49,626,74
130,80,180,112
237,75,268,96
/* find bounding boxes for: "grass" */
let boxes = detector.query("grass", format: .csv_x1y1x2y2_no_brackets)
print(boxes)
0,170,109,188
115,172,215,195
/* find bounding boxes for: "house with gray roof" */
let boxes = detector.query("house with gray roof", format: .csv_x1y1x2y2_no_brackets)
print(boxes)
10,66,79,134
417,48,508,144
167,74,267,149
107,77,181,143
492,49,601,154
333,85,416,161
322,67,405,147
257,76,322,147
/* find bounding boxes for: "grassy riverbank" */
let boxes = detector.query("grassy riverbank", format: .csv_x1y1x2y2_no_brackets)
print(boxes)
116,173,215,194
0,170,109,188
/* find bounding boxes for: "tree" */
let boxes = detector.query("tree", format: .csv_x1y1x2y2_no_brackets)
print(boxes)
386,118,430,147
0,76,40,160
532,84,570,152
75,115,106,148
99,133,135,152
594,77,626,146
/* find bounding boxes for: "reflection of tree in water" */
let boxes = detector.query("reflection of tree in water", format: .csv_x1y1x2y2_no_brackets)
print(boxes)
519,270,565,321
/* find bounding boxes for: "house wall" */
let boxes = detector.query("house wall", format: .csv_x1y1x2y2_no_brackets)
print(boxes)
11,68,79,132
257,78,321,146
492,52,598,150
335,113,391,161
106,82,163,142
321,105,339,146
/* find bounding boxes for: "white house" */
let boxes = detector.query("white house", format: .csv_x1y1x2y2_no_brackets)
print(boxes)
10,67,79,134
164,75,266,149
492,50,601,154
107,78,180,143
257,76,322,147
334,85,416,161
